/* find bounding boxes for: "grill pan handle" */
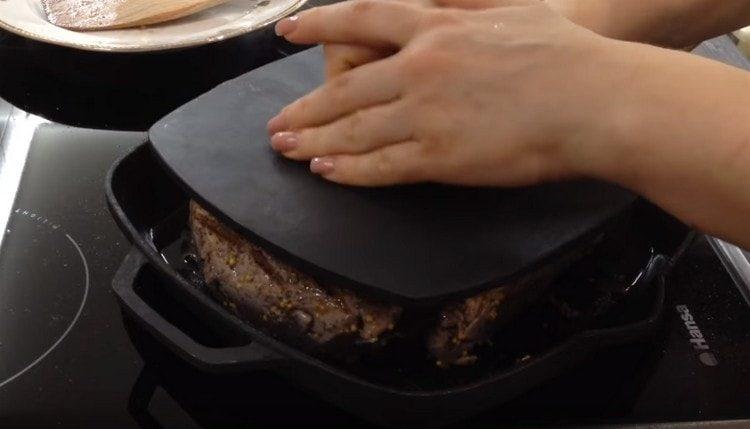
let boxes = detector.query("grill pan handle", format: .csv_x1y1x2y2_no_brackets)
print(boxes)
113,249,282,373
623,251,668,297
581,252,668,348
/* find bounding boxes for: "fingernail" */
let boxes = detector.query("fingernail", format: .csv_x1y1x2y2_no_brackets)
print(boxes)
270,131,299,152
266,112,287,135
275,15,299,36
310,157,335,175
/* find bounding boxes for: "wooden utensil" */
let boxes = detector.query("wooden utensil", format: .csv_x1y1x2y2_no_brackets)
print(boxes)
42,0,231,31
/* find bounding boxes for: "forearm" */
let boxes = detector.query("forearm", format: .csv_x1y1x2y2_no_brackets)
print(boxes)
578,42,750,248
549,0,750,48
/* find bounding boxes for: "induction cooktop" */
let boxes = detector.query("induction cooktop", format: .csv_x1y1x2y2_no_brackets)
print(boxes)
1,36,750,428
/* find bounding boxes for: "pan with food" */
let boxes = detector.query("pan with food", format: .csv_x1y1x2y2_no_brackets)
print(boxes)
187,200,591,367
107,143,683,425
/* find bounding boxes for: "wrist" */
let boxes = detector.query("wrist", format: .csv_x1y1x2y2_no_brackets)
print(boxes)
546,0,675,46
564,40,750,246
557,39,648,186
546,0,615,38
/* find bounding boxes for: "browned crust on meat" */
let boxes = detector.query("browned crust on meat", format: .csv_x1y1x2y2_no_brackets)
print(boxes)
190,201,594,368
428,272,556,367
190,201,401,347
427,243,596,367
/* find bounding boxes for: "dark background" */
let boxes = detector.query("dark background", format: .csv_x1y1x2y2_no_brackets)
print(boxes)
0,17,315,131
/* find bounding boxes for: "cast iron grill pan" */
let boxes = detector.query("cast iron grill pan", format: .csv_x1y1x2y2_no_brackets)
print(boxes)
107,144,677,426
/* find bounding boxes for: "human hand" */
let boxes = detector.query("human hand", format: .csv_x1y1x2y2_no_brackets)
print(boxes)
267,0,629,186
322,0,431,79
323,0,518,79
322,0,750,78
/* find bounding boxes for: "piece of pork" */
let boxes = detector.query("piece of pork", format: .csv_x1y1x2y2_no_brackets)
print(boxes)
190,201,592,367
190,201,401,348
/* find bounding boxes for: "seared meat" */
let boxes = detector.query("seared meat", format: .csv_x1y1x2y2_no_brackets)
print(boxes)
427,269,558,367
190,202,401,347
190,201,588,367
427,239,594,367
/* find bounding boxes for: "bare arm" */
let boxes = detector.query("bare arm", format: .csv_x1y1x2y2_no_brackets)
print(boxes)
549,0,750,47
324,0,750,80
274,1,750,249
575,41,750,248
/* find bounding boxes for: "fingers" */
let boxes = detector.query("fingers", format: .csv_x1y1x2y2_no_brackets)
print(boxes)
275,0,422,47
268,56,403,133
310,141,430,186
432,0,532,8
324,44,391,79
272,101,413,160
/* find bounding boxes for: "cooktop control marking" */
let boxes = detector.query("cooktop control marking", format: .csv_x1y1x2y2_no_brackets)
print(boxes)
0,212,90,389
12,208,61,230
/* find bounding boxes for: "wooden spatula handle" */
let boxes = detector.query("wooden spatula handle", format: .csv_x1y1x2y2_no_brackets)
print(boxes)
43,0,231,31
